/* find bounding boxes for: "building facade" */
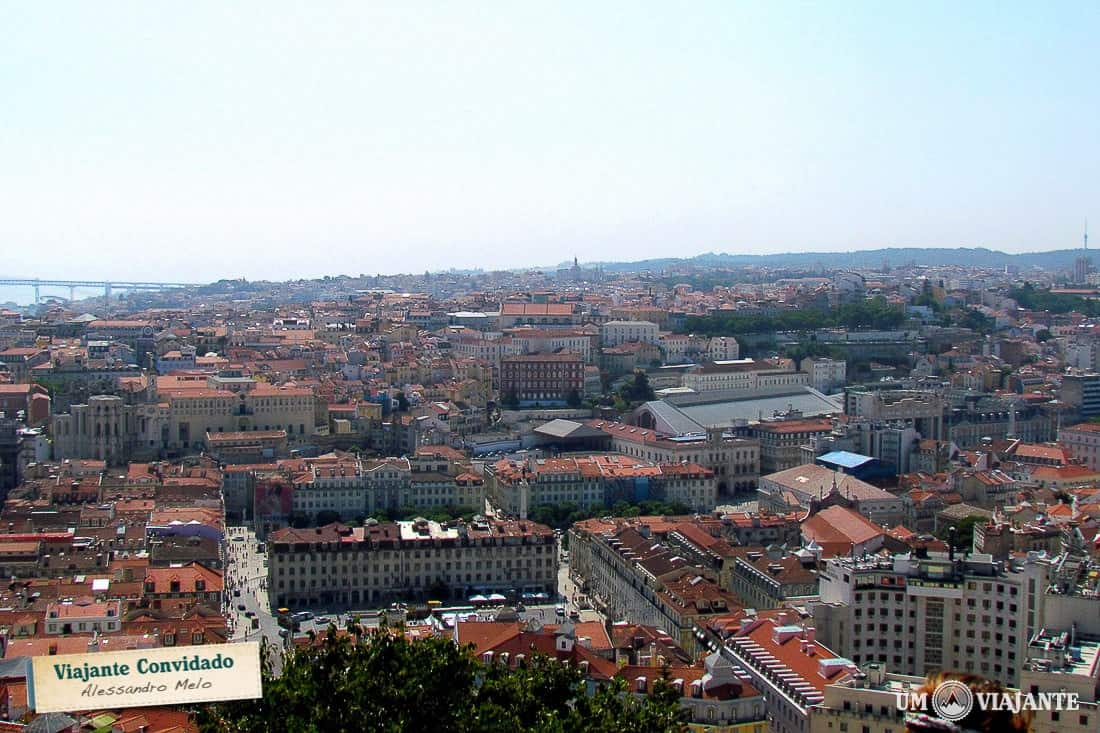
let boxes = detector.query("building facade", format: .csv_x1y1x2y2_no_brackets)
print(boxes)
499,352,584,403
811,552,1052,687
268,517,556,607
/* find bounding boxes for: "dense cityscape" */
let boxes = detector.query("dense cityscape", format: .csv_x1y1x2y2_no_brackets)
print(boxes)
0,250,1096,731
4,0,1098,729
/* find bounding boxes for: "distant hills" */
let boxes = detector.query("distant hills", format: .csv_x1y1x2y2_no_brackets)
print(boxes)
560,247,1089,273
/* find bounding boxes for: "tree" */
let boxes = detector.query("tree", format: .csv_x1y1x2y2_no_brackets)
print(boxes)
935,516,984,551
501,390,520,410
619,371,654,403
566,389,582,408
195,625,687,733
315,510,341,526
395,391,410,412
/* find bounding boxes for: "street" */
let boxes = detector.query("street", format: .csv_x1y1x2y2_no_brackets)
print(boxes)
224,526,282,657
557,537,602,623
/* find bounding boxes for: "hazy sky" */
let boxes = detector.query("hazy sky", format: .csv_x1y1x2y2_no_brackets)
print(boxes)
2,1,1098,283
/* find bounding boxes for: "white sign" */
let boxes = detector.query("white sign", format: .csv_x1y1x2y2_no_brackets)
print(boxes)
31,642,262,713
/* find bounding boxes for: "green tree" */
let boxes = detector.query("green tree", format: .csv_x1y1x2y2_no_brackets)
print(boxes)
196,625,687,733
935,515,984,551
315,510,341,526
566,389,582,408
619,370,655,403
501,390,520,410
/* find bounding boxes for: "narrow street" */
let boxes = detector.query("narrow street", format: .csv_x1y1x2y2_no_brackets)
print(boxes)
557,537,602,623
224,526,282,662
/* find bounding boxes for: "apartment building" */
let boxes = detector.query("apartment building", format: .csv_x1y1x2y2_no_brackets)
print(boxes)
267,517,556,607
508,328,595,364
1021,628,1100,733
683,359,808,394
723,616,859,733
726,546,821,611
484,454,718,515
601,320,659,347
0,383,50,426
1059,422,1100,470
287,455,486,521
499,351,584,403
844,388,945,441
799,357,846,393
804,630,1100,733
658,333,706,364
568,519,740,655
752,418,836,474
589,421,760,494
707,336,740,362
811,551,1052,687
44,600,122,635
1062,374,1100,419
808,663,925,733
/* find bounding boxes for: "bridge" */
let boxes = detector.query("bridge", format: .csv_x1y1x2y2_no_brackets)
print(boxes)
0,278,201,305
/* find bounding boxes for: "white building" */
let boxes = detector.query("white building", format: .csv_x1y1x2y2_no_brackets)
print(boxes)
707,336,740,361
800,357,847,393
601,320,659,347
811,551,1053,687
682,358,808,394
1058,422,1100,471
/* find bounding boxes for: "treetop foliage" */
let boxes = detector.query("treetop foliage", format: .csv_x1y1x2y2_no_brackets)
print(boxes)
196,625,687,733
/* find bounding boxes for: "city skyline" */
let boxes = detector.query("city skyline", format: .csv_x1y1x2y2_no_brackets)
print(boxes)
2,2,1098,284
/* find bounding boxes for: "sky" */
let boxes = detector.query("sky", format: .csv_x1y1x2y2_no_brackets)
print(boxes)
1,1,1098,286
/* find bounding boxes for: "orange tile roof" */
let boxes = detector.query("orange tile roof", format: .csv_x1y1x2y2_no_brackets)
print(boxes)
801,506,884,554
733,617,855,694
143,562,223,594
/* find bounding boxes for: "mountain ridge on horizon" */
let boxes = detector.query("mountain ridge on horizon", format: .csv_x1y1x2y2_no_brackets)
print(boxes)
556,246,1090,273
